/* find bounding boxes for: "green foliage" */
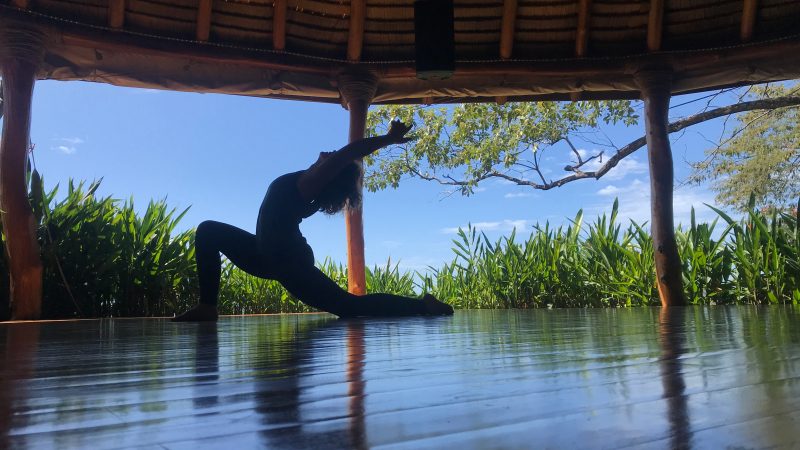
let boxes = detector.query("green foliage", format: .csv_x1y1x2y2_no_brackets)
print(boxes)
366,258,417,297
422,200,659,308
218,264,313,314
691,83,800,211
364,101,638,194
2,175,798,318
0,175,426,318
421,199,799,308
29,174,199,318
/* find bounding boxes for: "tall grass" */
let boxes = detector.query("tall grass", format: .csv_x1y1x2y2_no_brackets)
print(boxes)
29,174,198,318
1,176,798,319
423,199,799,308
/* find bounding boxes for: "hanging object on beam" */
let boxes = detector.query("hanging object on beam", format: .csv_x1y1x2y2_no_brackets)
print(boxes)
414,0,455,80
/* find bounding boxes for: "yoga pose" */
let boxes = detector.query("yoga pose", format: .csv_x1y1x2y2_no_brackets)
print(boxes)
174,120,453,321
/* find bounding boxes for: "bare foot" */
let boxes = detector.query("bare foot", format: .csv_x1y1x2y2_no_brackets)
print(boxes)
422,294,454,316
172,304,219,322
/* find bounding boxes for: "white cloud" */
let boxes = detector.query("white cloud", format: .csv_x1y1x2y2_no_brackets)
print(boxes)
60,137,84,145
587,179,718,226
472,187,487,193
51,137,84,155
504,192,533,199
604,158,648,181
571,148,647,181
441,219,531,234
596,185,621,196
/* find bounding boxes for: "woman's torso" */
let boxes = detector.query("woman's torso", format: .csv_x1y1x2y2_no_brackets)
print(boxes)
256,171,318,265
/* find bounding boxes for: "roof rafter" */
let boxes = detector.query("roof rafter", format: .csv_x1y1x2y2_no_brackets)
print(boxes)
741,0,758,42
273,0,286,51
576,0,592,57
497,0,518,104
647,0,664,51
196,0,212,42
500,0,518,59
108,0,125,29
347,0,366,61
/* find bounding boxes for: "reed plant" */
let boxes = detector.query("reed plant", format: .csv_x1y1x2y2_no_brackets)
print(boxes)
423,199,798,308
1,175,798,319
29,174,199,318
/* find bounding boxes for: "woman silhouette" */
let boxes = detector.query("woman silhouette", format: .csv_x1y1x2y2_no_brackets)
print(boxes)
174,120,453,321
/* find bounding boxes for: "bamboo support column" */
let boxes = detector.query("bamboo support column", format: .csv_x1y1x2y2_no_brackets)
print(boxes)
0,23,46,319
338,70,377,295
636,69,687,307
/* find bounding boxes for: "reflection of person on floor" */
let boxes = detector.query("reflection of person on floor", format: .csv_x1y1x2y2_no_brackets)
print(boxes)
174,120,453,322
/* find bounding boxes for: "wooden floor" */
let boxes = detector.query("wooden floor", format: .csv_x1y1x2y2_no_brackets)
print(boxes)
2,306,800,449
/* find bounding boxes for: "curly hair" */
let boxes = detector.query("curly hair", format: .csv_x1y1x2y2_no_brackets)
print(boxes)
314,162,362,215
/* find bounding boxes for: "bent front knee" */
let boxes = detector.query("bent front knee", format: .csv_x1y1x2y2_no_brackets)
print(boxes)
195,220,223,247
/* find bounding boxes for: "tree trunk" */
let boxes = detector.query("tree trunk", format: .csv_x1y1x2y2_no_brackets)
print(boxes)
638,70,687,307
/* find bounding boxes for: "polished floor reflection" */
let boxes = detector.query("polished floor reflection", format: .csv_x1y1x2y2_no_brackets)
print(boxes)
2,306,800,449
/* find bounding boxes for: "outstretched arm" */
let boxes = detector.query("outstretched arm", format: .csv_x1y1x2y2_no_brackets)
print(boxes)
297,120,412,202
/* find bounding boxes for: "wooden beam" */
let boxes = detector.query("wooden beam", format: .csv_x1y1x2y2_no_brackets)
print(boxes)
636,69,687,307
0,59,43,320
347,0,366,61
273,0,287,51
647,0,664,52
338,71,377,295
576,0,592,57
741,0,758,42
108,0,125,29
345,101,367,295
6,3,798,102
196,0,212,42
32,1,800,82
499,0,518,59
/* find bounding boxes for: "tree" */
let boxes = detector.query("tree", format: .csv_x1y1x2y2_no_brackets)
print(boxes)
690,84,800,211
364,85,800,203
364,101,638,195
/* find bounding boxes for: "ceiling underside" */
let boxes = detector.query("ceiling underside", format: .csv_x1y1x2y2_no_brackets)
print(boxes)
1,0,800,104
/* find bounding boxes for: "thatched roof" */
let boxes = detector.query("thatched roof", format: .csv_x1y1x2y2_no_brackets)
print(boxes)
1,0,800,103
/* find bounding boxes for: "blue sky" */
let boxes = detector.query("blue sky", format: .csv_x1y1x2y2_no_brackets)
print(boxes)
22,80,732,271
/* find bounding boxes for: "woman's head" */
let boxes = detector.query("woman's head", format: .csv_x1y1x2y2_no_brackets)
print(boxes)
315,162,362,215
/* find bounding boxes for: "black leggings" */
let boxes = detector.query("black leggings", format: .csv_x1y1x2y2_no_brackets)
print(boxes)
195,220,428,317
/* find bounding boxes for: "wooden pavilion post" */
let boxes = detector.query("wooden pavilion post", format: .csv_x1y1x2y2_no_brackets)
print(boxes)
338,70,377,295
636,69,687,307
0,22,46,319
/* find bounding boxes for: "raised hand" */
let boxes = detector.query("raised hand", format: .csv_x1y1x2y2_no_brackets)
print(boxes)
385,119,414,144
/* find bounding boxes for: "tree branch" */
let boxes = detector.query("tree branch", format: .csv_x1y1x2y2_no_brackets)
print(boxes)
539,95,800,189
375,95,800,193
